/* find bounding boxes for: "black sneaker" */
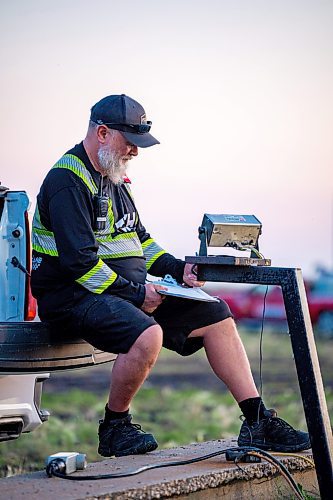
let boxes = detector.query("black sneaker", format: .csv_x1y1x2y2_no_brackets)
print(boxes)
237,409,311,452
98,415,158,457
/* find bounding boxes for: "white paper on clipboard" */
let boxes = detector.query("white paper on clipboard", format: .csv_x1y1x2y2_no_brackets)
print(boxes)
150,274,219,303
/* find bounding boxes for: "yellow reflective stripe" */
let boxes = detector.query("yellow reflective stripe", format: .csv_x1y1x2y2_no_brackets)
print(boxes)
32,243,58,257
146,250,166,270
33,228,144,260
32,205,59,255
76,259,117,294
107,199,115,233
97,232,143,258
142,238,166,270
76,260,104,285
96,231,139,242
94,273,118,294
32,232,58,256
33,227,54,237
100,250,143,259
141,238,154,249
32,202,59,255
53,154,98,194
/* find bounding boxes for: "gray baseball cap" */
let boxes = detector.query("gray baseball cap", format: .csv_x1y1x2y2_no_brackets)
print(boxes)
90,94,160,148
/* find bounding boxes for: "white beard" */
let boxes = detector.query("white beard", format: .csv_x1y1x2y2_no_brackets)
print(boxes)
97,146,128,185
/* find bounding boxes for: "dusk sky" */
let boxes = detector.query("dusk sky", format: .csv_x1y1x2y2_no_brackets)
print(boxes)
1,0,332,277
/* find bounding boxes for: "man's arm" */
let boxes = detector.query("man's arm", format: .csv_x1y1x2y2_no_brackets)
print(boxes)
137,221,204,288
48,186,145,305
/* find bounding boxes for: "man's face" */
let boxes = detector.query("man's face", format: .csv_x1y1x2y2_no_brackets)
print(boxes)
97,129,138,184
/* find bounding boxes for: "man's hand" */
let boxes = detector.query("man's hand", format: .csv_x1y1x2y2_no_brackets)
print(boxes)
183,263,205,288
141,283,167,313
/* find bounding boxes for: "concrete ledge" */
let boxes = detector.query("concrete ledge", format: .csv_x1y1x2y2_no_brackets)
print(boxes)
0,438,319,499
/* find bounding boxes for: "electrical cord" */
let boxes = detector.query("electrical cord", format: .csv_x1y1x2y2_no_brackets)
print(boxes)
47,446,239,480
46,445,308,498
247,450,304,500
233,449,308,499
256,284,268,423
259,285,269,397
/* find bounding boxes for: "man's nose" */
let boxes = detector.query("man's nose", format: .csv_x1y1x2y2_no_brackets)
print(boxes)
130,145,138,156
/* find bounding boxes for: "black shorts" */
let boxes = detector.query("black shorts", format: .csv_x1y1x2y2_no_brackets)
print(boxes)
66,291,233,356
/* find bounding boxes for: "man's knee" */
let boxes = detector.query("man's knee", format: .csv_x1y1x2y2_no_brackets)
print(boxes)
221,316,237,329
132,324,163,357
209,317,238,337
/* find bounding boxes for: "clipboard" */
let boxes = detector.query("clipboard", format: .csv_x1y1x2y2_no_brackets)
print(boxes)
151,275,219,303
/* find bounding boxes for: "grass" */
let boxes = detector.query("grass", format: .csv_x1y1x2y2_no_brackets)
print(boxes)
0,329,332,477
0,388,239,475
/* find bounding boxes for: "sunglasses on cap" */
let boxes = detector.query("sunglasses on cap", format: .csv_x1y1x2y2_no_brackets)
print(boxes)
95,120,152,134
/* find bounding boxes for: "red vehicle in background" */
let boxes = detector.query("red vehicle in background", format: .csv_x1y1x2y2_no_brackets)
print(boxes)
209,269,333,338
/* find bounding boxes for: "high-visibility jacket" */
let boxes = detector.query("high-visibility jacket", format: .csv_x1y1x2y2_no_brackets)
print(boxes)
31,142,184,321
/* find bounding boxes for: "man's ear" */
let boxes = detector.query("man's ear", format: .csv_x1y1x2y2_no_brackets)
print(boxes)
97,125,108,143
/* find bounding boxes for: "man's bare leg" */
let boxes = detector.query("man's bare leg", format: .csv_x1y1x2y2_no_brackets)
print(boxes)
108,324,163,411
188,317,311,452
98,325,162,457
188,317,259,402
